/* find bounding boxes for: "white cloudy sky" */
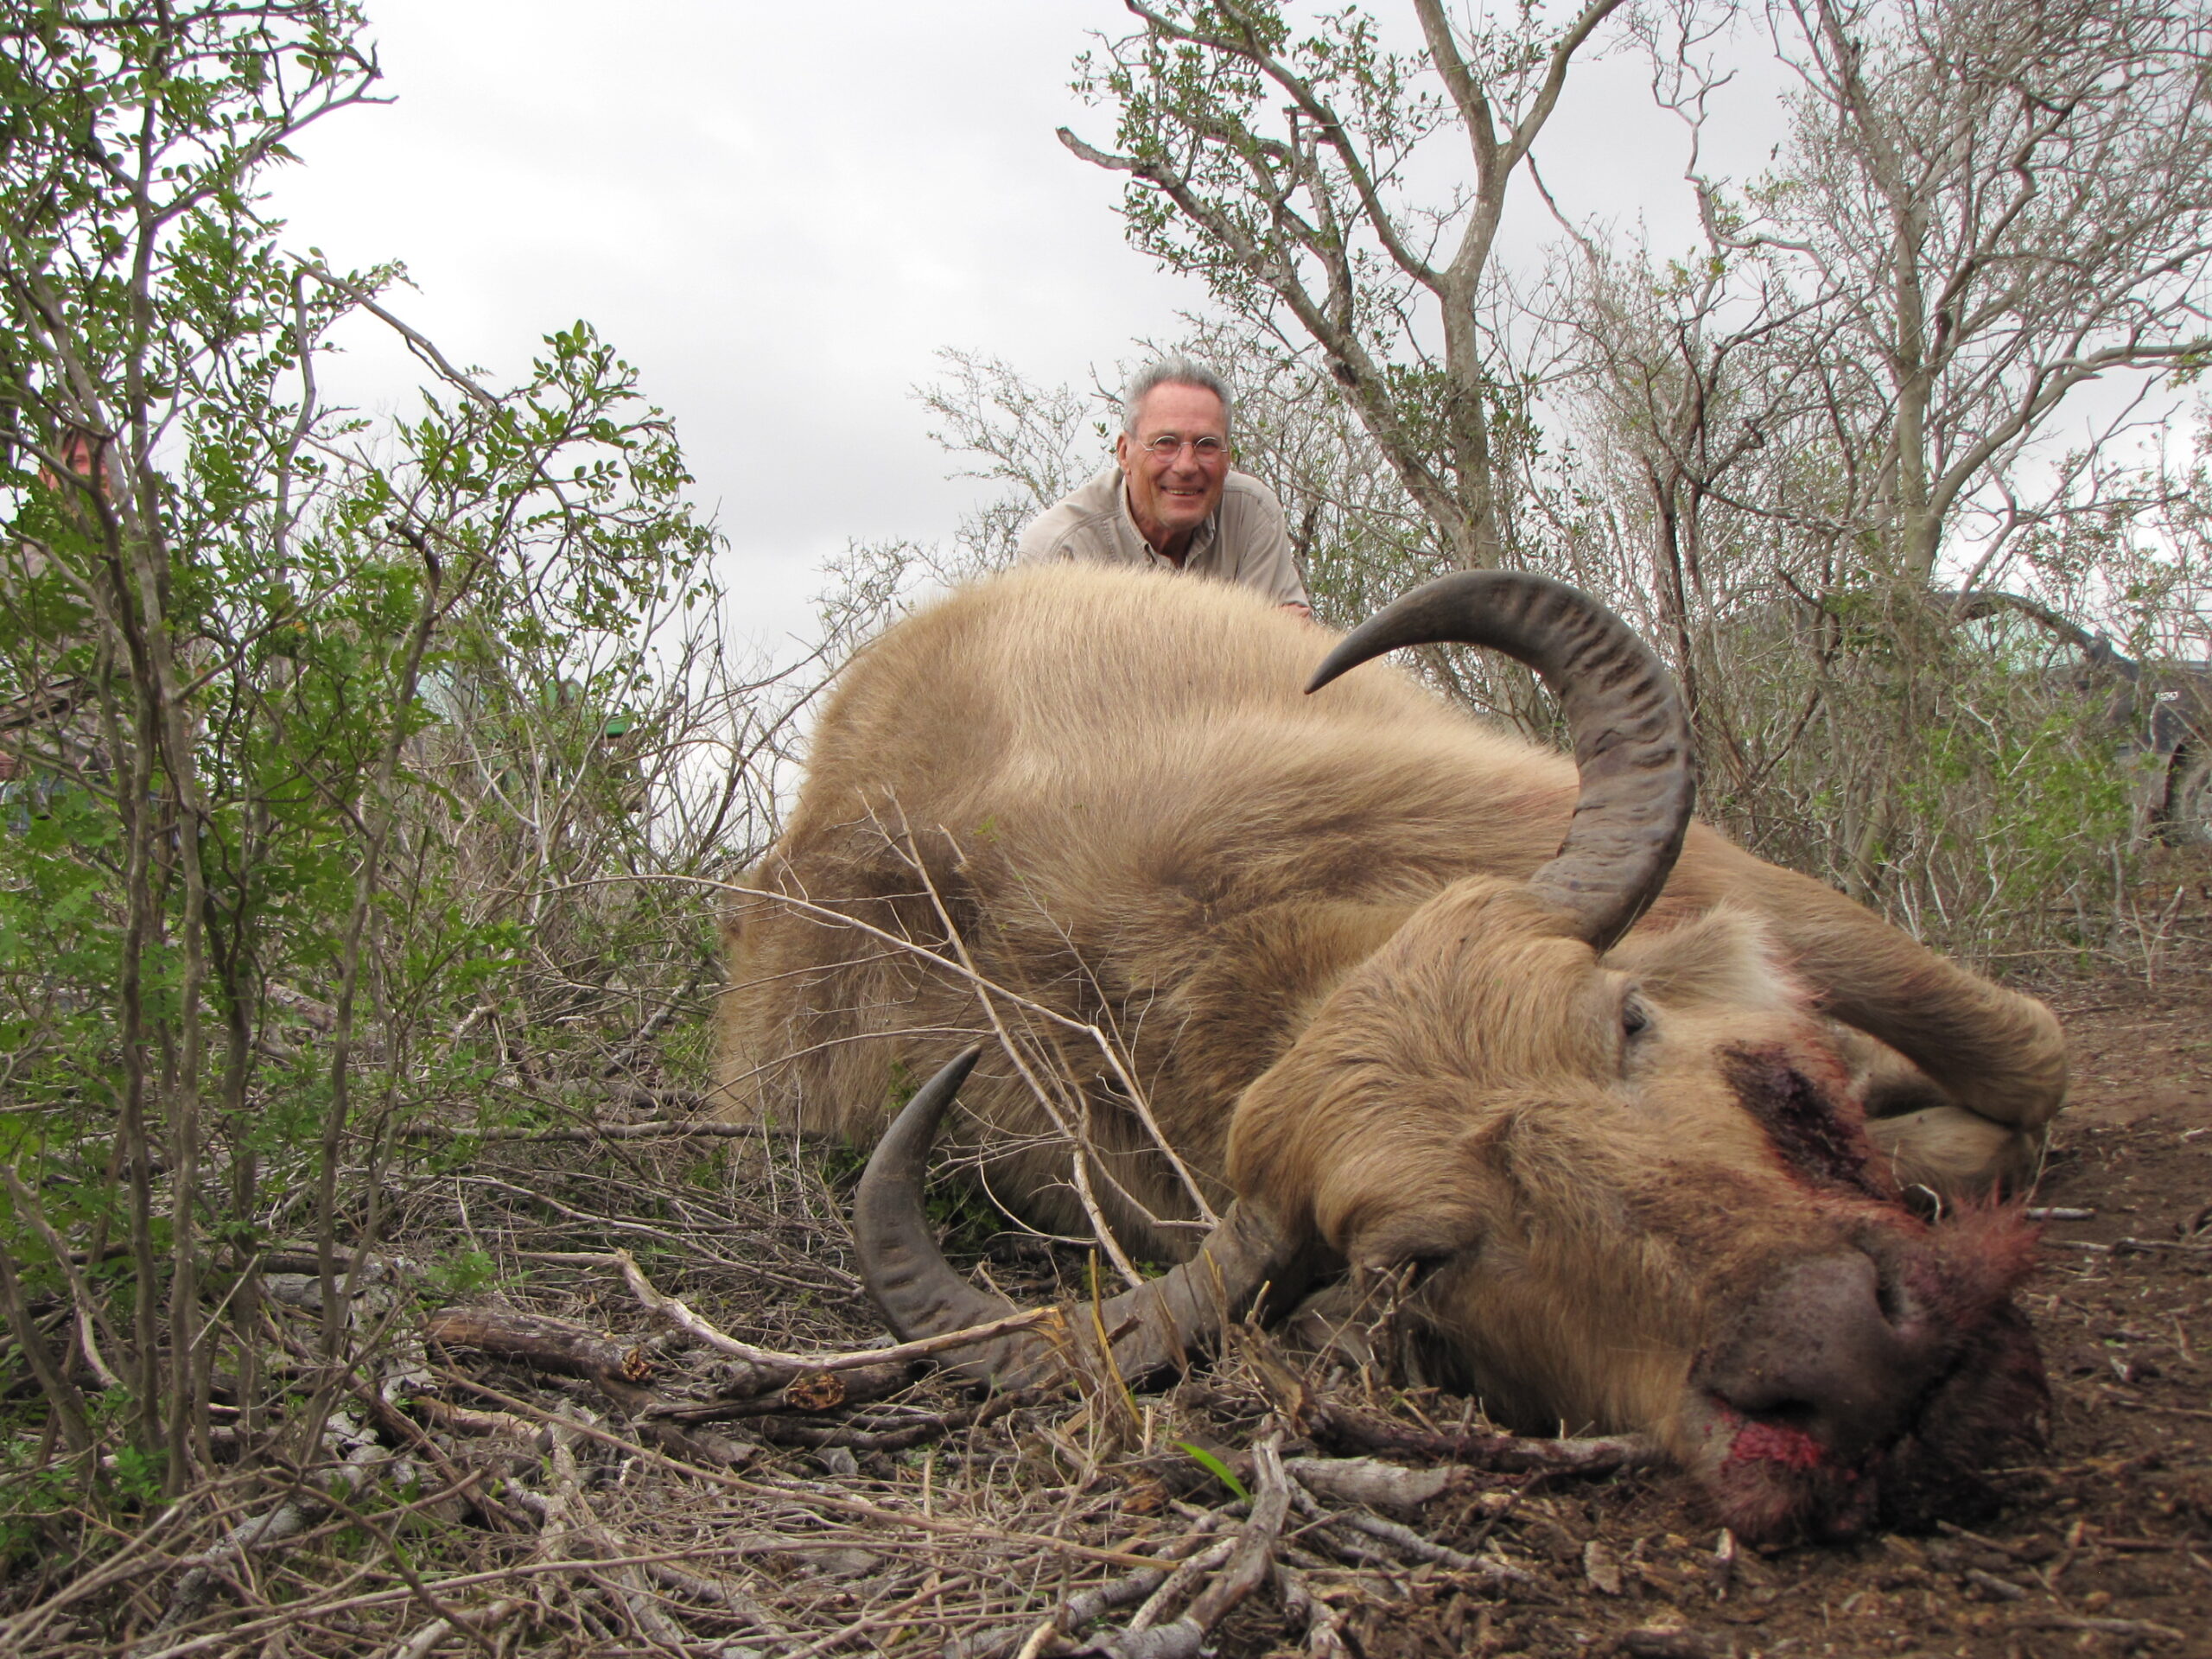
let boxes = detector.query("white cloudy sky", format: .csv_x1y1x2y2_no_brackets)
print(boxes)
267,2,1747,652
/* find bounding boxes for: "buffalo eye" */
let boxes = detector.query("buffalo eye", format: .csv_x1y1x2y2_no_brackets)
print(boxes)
1621,995,1652,1042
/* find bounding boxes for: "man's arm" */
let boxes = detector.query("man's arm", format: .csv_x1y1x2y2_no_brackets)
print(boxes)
1225,474,1312,613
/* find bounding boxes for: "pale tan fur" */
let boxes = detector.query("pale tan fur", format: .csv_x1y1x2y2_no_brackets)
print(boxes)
719,566,2062,1224
716,564,2067,1451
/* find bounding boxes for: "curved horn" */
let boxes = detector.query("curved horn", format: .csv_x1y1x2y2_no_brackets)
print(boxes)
1306,571,1694,953
854,1048,1310,1390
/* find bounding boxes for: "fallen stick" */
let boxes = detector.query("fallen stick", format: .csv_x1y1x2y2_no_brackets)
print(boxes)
1122,1537,1243,1634
531,1423,689,1647
410,1393,549,1444
745,1391,1038,1452
588,1245,1063,1379
137,1442,390,1649
1327,1506,1539,1592
945,1514,1233,1659
0,1500,189,1654
1281,1472,1541,1596
1283,1455,1457,1512
638,1556,793,1641
648,1361,916,1419
1618,1628,1727,1658
1299,1398,1653,1474
423,1306,655,1403
1076,1433,1293,1659
1933,1518,2050,1560
774,1567,991,1659
1273,1560,1351,1659
381,1597,519,1659
404,1112,740,1142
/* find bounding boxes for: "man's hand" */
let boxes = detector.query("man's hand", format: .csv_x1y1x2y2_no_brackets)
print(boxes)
1280,602,1314,622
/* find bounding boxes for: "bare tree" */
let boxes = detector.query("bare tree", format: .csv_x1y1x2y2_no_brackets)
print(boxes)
1747,0,2212,586
1059,0,1630,570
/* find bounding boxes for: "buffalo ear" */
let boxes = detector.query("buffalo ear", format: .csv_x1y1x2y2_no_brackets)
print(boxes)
1604,906,1800,1012
1866,1105,2042,1201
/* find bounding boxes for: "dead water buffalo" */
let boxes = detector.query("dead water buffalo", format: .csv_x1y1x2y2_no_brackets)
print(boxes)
717,563,2063,1541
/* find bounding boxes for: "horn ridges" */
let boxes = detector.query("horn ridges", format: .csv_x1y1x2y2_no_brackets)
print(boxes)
852,1048,1310,1392
1307,571,1694,953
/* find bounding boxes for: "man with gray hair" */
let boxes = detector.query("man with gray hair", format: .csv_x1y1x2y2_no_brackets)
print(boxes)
1017,358,1311,615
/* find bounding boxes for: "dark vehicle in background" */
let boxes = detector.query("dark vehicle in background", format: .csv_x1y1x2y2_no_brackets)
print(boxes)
1957,591,2212,845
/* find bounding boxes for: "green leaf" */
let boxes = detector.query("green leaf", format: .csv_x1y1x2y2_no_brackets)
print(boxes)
1173,1441,1249,1505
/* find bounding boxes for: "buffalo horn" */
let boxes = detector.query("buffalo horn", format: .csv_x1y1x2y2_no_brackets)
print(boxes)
1306,571,1694,953
855,1047,1309,1390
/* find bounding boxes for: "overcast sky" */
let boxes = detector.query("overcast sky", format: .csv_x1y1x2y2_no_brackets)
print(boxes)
267,2,1740,652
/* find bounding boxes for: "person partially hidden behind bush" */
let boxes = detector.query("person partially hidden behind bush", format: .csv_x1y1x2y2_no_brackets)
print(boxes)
1018,357,1312,618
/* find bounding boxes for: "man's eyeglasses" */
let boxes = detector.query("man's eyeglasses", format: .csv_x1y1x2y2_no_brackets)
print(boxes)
1139,435,1228,461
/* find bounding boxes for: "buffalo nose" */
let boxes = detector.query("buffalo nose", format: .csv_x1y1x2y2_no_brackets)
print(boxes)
1702,1252,1946,1460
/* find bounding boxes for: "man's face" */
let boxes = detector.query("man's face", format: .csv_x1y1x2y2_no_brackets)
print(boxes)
1116,382,1230,550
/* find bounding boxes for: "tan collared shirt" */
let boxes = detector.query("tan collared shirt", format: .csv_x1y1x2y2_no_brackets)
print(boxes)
1016,465,1309,607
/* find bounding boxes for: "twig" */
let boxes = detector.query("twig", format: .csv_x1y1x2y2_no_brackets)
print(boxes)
581,1244,1061,1380
1326,1507,1538,1592
528,1424,689,1647
3,1166,124,1389
382,1599,519,1659
123,1550,784,1659
1124,1536,1242,1632
1935,1518,2046,1560
892,823,1147,1288
410,1394,549,1445
1078,1433,1292,1659
1298,1396,1653,1473
775,1569,992,1659
1281,1467,1538,1594
639,1557,793,1641
746,1391,1039,1451
423,1306,654,1404
137,1442,390,1649
599,948,717,1078
2096,1407,2212,1433
407,1115,743,1143
1283,1454,1457,1512
946,1513,1234,1659
1273,1560,1351,1659
650,1363,915,1421
1618,1629,1728,1658
0,1499,189,1653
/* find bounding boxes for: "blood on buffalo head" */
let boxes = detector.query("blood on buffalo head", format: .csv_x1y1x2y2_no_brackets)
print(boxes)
853,573,2046,1542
